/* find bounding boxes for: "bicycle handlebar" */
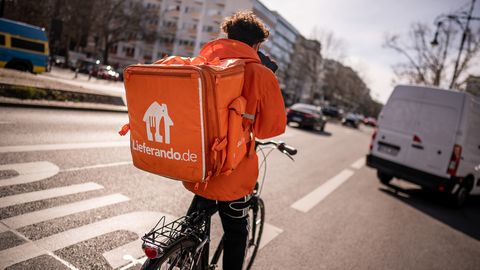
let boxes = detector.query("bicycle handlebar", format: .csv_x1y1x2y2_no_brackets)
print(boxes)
255,140,298,156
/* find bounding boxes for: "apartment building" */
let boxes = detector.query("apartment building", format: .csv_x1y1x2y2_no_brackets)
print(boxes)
108,0,251,67
104,0,321,104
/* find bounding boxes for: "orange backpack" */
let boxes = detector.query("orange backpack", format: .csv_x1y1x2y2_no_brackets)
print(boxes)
119,56,254,184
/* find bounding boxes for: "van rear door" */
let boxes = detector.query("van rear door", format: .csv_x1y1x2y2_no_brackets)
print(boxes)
404,101,460,177
374,98,420,166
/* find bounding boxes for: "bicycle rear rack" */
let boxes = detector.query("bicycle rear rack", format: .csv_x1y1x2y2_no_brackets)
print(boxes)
142,213,207,249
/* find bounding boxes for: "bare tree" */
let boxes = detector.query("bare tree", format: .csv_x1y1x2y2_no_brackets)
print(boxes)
384,22,480,89
91,0,153,65
310,27,348,62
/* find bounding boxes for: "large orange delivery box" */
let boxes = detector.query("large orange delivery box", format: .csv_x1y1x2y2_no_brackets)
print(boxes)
121,56,252,183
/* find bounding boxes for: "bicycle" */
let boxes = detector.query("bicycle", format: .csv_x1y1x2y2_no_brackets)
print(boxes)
139,140,297,270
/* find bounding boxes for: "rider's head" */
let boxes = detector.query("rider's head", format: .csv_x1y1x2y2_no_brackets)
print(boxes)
221,10,269,50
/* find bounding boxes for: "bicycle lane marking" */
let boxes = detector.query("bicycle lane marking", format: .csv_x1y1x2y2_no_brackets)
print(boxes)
0,211,176,269
0,140,129,153
260,223,283,249
291,169,355,213
2,194,130,229
0,161,59,187
350,157,366,170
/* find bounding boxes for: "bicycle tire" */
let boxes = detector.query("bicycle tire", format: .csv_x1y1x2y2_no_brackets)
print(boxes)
140,237,198,270
245,197,265,270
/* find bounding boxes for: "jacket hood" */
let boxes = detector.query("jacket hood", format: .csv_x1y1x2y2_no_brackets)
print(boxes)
199,39,261,63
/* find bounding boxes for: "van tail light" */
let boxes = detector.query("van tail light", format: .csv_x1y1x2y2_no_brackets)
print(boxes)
369,129,377,151
143,243,160,259
413,134,422,143
285,108,291,114
447,144,462,176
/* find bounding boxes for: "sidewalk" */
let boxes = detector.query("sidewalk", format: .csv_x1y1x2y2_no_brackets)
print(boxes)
0,67,127,112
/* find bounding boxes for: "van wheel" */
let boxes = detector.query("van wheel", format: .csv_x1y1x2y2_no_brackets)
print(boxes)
451,185,469,207
377,171,393,185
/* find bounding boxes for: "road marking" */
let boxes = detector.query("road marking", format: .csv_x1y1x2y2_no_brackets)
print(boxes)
2,194,129,229
0,161,60,187
0,211,174,269
350,157,365,170
62,161,132,172
0,121,12,124
0,182,103,208
0,141,129,153
0,223,9,233
291,169,355,213
259,223,283,250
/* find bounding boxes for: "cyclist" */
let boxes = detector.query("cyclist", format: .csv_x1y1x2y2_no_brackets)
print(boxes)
183,10,286,270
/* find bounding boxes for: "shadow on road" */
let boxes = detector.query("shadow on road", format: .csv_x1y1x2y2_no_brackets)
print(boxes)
379,185,480,241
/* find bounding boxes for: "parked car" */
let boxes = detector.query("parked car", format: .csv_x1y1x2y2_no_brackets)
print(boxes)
322,106,341,119
366,85,480,207
342,113,361,128
96,65,120,81
287,103,327,131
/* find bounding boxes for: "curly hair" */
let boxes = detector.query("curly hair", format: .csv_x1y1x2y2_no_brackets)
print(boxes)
221,10,270,46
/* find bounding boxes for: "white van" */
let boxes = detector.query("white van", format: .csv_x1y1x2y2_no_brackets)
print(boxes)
367,85,480,206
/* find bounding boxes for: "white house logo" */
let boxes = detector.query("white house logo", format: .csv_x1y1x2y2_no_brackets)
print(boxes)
143,101,174,144
131,101,198,163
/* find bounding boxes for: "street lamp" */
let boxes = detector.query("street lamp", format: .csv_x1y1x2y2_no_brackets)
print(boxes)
430,22,442,46
431,0,480,89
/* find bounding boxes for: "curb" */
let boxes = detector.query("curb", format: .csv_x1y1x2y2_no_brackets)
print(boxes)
0,83,127,112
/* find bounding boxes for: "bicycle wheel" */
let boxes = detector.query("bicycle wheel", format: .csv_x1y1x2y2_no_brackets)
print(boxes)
141,238,198,270
245,197,265,270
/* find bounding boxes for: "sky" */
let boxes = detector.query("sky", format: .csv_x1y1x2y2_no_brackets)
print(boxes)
260,0,480,103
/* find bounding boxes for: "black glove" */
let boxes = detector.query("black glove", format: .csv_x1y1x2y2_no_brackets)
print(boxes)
258,51,278,73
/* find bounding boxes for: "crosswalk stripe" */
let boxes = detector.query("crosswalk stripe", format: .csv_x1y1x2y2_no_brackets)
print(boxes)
0,182,104,208
0,141,129,153
0,161,59,187
291,169,355,213
2,194,129,229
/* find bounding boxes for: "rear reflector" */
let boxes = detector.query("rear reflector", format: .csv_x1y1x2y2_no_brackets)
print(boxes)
447,144,462,176
143,244,159,259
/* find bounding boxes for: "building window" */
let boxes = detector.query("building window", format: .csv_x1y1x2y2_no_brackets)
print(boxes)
0,34,5,46
203,25,213,32
11,37,45,53
110,44,118,54
125,47,135,57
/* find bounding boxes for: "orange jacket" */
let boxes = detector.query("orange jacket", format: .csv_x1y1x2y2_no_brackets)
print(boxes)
183,39,286,201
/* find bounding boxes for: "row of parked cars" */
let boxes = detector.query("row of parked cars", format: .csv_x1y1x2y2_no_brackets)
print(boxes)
51,56,123,81
286,103,377,132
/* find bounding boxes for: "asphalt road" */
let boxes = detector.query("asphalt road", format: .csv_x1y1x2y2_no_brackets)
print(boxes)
0,106,479,270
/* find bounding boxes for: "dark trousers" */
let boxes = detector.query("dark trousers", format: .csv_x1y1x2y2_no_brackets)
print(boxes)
187,194,252,270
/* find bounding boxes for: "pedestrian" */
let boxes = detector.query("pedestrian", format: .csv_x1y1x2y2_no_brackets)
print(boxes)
183,10,286,270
